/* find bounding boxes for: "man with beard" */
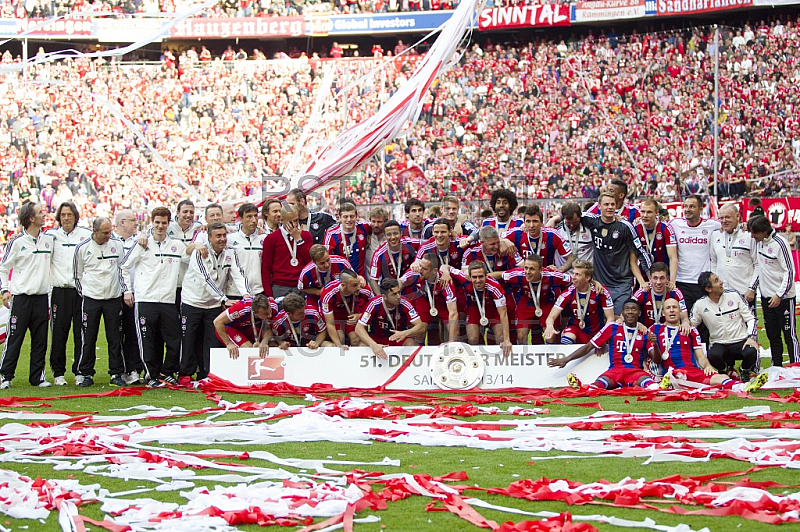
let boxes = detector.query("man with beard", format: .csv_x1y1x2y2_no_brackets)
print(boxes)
482,189,523,233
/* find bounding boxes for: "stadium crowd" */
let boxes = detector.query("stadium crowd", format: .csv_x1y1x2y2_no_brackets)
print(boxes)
0,189,789,396
1,16,800,243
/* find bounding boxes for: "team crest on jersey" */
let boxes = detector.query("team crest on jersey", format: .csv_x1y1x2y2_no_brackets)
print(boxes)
768,247,773,254
171,246,177,252
225,256,232,263
312,223,319,230
182,316,187,324
702,229,708,235
44,243,50,249
656,233,663,240
738,239,745,244
612,231,619,239
140,317,146,324
111,247,116,253
728,301,735,306
234,335,242,342
358,234,365,241
82,313,88,322
10,317,16,324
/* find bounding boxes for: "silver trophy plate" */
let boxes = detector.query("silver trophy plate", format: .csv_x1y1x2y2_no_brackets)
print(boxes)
430,342,485,390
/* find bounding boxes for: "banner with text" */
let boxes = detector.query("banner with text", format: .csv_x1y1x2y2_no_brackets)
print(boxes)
0,17,94,37
169,16,305,39
656,0,752,16
574,0,647,22
210,344,606,390
322,11,454,35
478,5,571,31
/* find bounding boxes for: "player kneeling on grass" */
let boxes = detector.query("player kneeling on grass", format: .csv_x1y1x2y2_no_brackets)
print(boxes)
355,279,426,359
548,299,660,390
652,298,768,393
214,294,277,361
272,293,333,350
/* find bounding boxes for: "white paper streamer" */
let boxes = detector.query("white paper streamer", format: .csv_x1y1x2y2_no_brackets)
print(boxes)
464,497,710,532
296,0,485,192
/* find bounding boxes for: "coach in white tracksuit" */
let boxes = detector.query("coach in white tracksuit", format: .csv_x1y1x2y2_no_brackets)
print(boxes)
180,222,250,382
0,202,54,388
225,202,265,297
121,207,188,385
73,217,124,387
748,214,799,367
45,201,91,385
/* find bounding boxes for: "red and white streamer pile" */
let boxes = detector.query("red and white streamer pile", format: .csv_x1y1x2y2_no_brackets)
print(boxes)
1,396,799,530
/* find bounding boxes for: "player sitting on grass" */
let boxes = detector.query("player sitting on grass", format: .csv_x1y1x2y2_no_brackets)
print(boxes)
653,298,768,393
548,298,659,390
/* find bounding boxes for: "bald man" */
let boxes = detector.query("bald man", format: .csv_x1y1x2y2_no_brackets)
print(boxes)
261,204,313,298
709,204,758,311
113,209,143,384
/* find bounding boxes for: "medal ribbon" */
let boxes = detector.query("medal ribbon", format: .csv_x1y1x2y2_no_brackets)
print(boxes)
528,278,542,311
662,325,678,358
425,280,437,310
650,290,665,324
281,229,298,265
724,229,737,259
382,299,397,330
388,248,402,281
576,290,589,326
623,325,637,363
473,286,487,323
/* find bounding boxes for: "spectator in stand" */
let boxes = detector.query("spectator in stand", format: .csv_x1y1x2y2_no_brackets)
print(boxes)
2,18,800,226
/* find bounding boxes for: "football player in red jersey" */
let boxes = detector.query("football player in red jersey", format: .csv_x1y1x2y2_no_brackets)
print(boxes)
320,269,373,348
654,299,767,393
545,260,614,345
355,279,426,359
213,294,277,360
464,261,512,357
271,293,332,351
550,299,659,390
